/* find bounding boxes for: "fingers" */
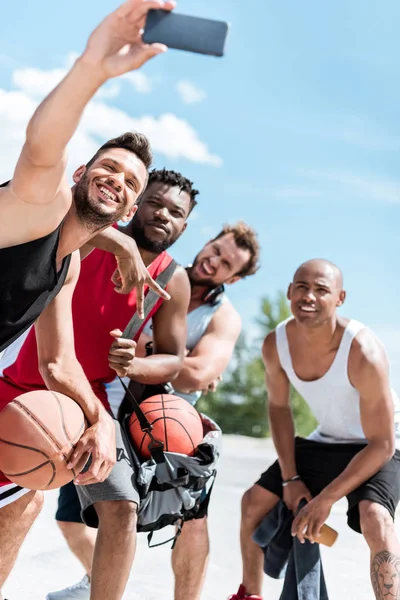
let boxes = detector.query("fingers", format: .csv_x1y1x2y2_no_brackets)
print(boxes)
146,276,171,300
309,519,324,544
292,512,308,544
74,446,114,485
68,436,93,470
136,285,145,319
136,0,176,21
111,269,122,288
110,329,124,340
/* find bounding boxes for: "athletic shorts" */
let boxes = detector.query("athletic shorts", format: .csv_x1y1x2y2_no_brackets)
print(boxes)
56,478,212,525
256,437,400,533
75,420,140,528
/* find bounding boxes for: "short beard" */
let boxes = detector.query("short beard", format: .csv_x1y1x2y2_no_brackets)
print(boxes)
74,175,125,233
128,217,174,254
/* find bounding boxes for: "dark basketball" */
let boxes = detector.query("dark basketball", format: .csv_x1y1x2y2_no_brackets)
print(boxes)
129,394,203,460
0,390,87,490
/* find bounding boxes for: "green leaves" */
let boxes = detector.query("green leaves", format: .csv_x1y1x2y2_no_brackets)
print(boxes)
197,292,317,438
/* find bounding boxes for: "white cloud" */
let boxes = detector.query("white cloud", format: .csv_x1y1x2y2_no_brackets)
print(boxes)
12,67,121,102
0,63,222,177
298,168,400,204
12,68,67,98
96,82,121,100
122,72,152,94
176,80,206,104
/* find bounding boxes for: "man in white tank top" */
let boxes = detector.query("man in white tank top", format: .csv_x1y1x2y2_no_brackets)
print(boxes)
229,259,400,600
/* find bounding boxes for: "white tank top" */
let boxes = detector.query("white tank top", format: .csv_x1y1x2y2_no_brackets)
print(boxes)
276,317,400,447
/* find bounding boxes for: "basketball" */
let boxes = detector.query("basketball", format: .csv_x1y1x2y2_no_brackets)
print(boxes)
0,390,87,490
129,394,203,460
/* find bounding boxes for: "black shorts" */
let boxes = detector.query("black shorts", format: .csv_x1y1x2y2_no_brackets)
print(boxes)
256,437,400,533
56,480,82,523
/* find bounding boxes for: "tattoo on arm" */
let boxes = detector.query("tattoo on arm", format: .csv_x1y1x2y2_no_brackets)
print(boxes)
371,550,400,599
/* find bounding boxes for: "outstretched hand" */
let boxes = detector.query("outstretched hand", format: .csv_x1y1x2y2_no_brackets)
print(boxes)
111,236,170,318
82,0,176,80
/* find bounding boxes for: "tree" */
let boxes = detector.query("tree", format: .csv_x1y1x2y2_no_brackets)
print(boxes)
197,292,317,437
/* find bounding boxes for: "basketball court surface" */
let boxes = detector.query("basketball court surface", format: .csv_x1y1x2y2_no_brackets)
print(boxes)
4,435,394,599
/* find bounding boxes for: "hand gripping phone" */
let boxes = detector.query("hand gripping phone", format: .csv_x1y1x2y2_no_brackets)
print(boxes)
143,10,230,57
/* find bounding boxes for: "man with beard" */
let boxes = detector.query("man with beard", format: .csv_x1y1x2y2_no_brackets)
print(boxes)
0,168,194,600
229,259,400,600
0,5,174,593
103,221,260,600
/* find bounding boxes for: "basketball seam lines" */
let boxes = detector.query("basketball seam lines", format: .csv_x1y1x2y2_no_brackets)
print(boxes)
13,400,66,452
12,399,76,479
0,437,57,486
51,391,72,442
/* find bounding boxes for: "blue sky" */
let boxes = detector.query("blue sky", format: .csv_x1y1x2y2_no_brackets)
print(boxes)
1,1,400,381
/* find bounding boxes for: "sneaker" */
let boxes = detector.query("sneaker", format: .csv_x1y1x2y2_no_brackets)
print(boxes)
228,584,263,600
46,575,90,600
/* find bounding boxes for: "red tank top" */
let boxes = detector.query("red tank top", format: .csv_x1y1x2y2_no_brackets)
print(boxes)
0,248,172,410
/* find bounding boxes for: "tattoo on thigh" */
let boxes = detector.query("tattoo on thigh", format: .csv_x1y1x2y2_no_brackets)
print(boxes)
371,550,400,599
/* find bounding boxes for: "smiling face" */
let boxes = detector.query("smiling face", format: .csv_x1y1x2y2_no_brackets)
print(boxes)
128,181,191,253
288,260,345,328
189,233,251,288
72,147,148,230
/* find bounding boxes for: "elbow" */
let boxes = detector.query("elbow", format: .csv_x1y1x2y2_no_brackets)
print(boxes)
39,359,71,390
385,437,396,460
183,372,207,392
372,437,396,464
39,360,60,388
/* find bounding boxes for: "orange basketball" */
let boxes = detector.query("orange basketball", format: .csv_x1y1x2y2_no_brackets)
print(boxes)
129,394,203,460
0,390,87,490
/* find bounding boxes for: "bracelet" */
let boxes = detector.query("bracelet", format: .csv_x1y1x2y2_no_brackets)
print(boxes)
282,475,302,487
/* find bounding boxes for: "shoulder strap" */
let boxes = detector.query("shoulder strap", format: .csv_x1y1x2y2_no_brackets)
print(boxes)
121,258,177,341
118,258,178,440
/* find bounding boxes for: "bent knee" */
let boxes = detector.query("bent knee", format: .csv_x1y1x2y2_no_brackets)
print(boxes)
360,501,394,543
182,516,208,534
95,499,137,529
241,486,262,521
29,490,44,517
57,520,87,538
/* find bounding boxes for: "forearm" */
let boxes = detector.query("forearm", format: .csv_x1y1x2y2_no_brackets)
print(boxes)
172,356,217,392
25,58,105,167
88,226,137,256
269,405,297,480
40,359,107,425
320,440,394,503
128,355,182,385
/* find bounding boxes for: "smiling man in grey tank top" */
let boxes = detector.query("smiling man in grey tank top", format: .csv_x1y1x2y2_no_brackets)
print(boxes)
230,259,400,600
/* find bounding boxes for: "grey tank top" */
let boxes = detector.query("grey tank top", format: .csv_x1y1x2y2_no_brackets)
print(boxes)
142,293,227,405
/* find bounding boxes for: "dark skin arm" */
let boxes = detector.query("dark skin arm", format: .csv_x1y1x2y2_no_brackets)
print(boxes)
108,266,190,383
263,332,312,511
171,302,241,394
292,328,395,543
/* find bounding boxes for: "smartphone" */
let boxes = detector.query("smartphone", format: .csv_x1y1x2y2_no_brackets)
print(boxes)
143,10,230,57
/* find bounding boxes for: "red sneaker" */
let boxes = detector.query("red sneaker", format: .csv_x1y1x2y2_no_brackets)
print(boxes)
228,584,263,599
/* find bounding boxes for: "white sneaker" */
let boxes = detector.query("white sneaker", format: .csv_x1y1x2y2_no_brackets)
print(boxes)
46,574,90,600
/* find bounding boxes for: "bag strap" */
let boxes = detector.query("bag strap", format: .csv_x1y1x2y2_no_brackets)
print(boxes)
117,258,177,443
121,258,177,341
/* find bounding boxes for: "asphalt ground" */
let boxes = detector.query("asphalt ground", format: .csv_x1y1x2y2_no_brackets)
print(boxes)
4,435,389,599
